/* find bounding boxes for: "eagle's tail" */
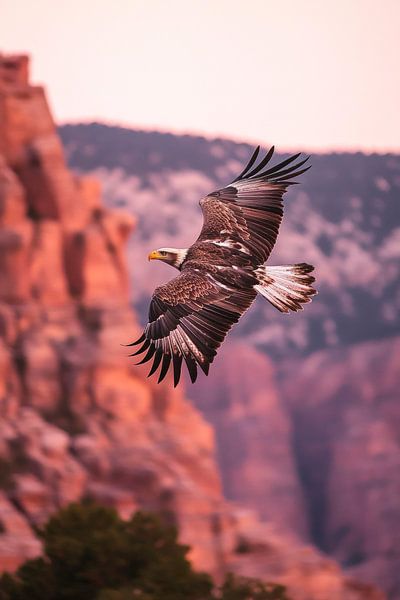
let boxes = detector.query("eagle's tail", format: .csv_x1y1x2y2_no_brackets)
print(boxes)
254,264,316,313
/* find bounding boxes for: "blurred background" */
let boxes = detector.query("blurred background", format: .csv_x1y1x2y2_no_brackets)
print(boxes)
0,1,399,599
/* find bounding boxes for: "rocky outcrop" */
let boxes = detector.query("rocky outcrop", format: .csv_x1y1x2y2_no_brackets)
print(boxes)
191,342,308,539
280,337,400,598
227,512,383,600
0,53,224,577
193,333,400,598
0,54,383,600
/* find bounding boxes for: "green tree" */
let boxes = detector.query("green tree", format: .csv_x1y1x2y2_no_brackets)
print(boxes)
0,502,290,600
0,502,212,600
220,573,290,599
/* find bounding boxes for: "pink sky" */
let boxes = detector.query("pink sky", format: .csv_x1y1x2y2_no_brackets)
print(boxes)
1,0,399,152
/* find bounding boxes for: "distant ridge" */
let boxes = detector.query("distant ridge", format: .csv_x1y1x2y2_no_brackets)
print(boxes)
60,122,256,178
59,122,398,178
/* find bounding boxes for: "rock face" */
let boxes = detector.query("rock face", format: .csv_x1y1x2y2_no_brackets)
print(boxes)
0,54,383,600
281,337,400,599
191,342,309,539
0,52,224,577
193,334,400,599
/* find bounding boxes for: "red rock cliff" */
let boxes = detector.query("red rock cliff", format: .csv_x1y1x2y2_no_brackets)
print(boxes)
0,54,384,600
0,52,223,577
281,337,400,598
192,342,309,538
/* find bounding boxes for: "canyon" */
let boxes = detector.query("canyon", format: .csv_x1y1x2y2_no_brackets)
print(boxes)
59,99,400,599
193,338,400,598
0,53,391,599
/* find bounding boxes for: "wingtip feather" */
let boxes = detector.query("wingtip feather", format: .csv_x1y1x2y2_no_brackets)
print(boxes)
172,354,183,387
147,349,163,378
134,344,155,365
124,333,146,347
128,339,151,357
158,354,171,384
232,145,261,182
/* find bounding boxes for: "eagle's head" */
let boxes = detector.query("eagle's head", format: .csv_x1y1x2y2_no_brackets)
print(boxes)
148,247,188,269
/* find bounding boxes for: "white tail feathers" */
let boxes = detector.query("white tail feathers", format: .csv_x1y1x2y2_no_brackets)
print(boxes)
254,263,316,313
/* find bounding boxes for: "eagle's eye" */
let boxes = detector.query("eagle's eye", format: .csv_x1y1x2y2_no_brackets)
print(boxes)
160,251,167,256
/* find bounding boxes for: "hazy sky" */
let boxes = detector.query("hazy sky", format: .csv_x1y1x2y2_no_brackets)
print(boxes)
1,0,399,151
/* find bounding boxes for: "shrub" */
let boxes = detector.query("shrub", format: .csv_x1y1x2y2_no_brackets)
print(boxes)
220,573,290,599
0,501,290,600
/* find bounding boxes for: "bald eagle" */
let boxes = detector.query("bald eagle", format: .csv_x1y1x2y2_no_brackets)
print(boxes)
128,146,316,386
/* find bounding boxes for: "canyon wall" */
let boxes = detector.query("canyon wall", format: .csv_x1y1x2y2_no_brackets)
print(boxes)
281,337,400,599
191,342,309,539
0,52,225,578
0,54,383,600
194,336,400,598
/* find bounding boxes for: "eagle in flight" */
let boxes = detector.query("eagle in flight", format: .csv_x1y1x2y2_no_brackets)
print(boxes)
128,146,316,386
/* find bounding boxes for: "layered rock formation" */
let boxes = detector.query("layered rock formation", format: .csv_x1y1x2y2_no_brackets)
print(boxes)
0,52,224,577
281,337,400,598
0,54,384,600
191,342,309,539
193,333,400,598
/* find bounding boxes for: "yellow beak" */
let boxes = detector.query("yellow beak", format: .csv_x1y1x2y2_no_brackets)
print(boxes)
148,250,161,261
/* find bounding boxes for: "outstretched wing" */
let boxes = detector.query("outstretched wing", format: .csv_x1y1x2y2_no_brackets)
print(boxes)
198,146,310,264
128,269,256,387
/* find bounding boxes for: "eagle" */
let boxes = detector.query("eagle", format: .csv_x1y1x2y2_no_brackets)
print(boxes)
128,146,316,386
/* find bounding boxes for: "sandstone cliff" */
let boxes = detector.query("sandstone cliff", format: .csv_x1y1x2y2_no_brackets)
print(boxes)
0,52,224,577
193,333,400,598
281,337,400,598
0,54,383,600
191,342,309,539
